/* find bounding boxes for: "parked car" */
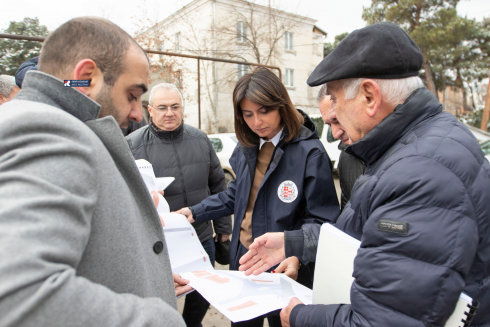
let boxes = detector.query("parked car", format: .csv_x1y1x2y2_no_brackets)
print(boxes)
320,124,341,172
208,133,238,186
480,139,490,162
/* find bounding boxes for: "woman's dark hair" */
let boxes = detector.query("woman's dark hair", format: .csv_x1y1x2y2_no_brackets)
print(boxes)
233,68,304,147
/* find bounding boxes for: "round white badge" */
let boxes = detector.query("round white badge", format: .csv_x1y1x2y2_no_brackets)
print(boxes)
277,180,298,203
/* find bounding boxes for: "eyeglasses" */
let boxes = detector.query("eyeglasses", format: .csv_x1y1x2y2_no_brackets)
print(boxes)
150,105,182,113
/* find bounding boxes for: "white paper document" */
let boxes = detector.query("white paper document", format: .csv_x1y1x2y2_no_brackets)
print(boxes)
136,160,313,322
314,224,477,327
313,223,360,305
161,213,213,274
135,159,173,213
180,270,313,323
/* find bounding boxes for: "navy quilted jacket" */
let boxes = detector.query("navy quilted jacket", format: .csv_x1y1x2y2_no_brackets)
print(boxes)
290,88,490,327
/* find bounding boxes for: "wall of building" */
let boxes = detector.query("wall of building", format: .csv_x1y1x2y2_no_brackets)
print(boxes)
140,0,325,134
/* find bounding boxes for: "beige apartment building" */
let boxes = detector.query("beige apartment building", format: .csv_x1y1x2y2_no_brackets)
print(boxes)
139,0,326,133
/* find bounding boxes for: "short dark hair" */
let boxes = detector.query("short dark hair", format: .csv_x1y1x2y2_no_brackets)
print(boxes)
39,17,144,86
233,68,304,147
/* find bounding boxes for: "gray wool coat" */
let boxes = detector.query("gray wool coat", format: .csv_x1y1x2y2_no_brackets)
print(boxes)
0,71,185,327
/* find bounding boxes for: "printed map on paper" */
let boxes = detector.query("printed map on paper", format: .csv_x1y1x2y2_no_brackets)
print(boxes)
180,270,313,322
136,161,312,322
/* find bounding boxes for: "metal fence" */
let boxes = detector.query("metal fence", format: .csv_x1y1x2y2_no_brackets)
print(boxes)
0,33,282,129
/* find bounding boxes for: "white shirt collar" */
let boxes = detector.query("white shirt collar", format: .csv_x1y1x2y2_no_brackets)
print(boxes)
259,128,284,150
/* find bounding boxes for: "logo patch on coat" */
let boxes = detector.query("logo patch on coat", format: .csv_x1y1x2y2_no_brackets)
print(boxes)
377,219,408,235
277,180,298,203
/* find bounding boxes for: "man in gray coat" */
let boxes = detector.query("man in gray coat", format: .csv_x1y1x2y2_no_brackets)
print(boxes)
0,17,187,326
127,83,232,327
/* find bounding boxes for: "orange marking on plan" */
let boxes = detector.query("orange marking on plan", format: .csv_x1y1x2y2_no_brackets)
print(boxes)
251,279,273,282
192,270,212,278
205,275,231,284
228,301,258,311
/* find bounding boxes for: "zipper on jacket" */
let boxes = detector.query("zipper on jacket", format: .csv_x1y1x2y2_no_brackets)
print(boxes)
171,133,188,206
235,145,253,264
237,145,253,181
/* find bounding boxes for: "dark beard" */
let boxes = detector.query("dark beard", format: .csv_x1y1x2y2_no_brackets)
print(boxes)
96,84,126,127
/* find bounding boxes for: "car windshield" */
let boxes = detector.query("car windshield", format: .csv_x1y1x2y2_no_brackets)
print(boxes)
230,135,238,143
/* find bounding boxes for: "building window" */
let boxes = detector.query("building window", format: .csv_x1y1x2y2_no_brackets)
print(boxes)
237,64,248,79
175,32,181,51
285,32,293,50
236,22,247,43
285,69,294,86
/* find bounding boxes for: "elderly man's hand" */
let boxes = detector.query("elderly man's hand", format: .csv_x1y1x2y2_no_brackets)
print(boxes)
274,256,300,280
173,273,193,297
238,232,285,276
175,207,195,223
280,297,304,327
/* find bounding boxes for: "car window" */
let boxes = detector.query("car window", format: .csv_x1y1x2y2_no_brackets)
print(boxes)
481,141,490,156
209,138,223,152
327,125,338,143
230,135,238,143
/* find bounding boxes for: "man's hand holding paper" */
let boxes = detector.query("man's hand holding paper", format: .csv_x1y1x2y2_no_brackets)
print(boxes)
239,232,286,276
175,207,195,223
214,234,231,242
280,297,304,327
173,273,192,297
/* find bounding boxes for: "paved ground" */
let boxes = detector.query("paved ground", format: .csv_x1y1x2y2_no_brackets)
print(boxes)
177,175,341,327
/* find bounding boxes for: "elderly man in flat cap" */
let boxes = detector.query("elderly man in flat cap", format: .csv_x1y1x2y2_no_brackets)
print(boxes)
238,22,490,327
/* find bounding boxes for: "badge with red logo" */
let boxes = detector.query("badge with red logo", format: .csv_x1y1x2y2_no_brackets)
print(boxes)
277,180,298,203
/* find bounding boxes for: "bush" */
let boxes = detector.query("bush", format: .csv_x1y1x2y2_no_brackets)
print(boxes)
310,116,325,137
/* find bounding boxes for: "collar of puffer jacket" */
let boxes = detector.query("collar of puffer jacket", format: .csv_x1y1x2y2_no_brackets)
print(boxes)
345,87,442,165
149,118,185,140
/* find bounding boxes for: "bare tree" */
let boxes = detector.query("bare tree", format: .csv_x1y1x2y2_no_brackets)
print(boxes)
132,0,312,133
133,2,192,94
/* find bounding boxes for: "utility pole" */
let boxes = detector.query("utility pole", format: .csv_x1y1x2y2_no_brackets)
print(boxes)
481,72,490,132
442,55,447,111
268,0,272,66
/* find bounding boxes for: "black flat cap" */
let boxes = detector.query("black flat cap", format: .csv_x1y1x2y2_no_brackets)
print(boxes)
307,22,423,86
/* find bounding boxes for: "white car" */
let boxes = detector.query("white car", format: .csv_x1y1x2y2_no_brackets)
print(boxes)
208,133,238,186
320,124,341,172
481,139,490,162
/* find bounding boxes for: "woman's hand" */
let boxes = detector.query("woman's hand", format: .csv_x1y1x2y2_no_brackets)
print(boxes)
274,256,300,280
175,207,195,223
